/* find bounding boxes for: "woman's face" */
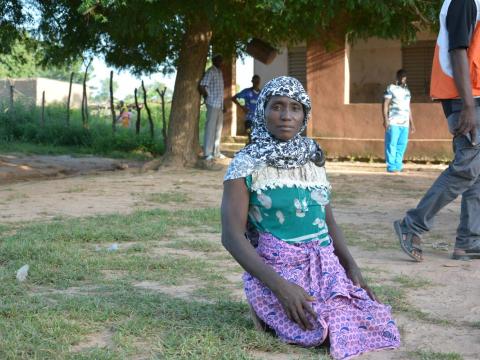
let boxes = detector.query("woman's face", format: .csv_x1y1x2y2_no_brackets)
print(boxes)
265,96,304,141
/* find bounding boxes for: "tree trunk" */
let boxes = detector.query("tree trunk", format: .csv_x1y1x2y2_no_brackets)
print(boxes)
66,72,73,126
82,58,92,128
41,91,45,126
141,80,154,138
134,88,141,135
156,87,168,146
162,18,211,167
110,70,116,133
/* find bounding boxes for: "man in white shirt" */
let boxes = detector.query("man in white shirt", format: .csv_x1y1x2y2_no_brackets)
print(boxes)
199,54,225,160
382,69,416,173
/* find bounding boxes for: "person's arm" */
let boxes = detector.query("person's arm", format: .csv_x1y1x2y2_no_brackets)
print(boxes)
221,179,317,330
447,0,477,144
325,204,377,300
409,106,416,134
199,70,210,98
232,94,249,113
451,49,477,143
199,85,208,98
382,98,391,130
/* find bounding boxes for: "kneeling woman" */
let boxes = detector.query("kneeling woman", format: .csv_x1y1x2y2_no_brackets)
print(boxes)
221,77,400,360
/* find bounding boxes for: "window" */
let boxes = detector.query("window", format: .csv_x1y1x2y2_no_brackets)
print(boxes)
288,46,307,88
402,40,436,102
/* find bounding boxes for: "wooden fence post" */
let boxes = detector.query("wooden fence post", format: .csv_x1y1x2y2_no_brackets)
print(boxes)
141,80,154,138
134,88,141,135
66,72,73,126
110,70,116,133
82,58,92,128
9,83,14,119
156,87,168,145
41,91,45,126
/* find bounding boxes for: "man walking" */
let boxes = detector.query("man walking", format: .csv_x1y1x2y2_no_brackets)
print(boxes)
394,0,480,261
383,69,416,172
199,54,225,160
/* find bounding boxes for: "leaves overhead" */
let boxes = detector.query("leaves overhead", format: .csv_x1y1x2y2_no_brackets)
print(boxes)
29,0,442,74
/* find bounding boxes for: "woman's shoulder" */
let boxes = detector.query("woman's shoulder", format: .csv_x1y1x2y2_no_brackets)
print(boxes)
250,161,330,192
224,152,262,182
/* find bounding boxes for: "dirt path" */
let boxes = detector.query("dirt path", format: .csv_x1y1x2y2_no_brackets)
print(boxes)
1,158,479,359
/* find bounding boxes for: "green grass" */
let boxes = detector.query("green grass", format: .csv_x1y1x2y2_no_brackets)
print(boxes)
165,238,223,253
0,207,328,359
341,223,397,250
409,350,463,360
0,102,208,159
371,283,451,327
141,192,190,204
330,187,358,206
392,274,433,289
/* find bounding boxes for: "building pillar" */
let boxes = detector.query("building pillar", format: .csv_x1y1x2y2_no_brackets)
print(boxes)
306,39,347,138
222,57,237,138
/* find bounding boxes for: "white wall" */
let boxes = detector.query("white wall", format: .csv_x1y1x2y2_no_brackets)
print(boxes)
36,78,84,108
253,47,289,87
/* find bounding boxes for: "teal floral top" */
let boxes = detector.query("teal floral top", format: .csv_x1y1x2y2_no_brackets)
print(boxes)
245,161,331,245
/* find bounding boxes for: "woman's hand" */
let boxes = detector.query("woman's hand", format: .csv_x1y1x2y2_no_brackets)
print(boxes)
274,281,317,331
346,266,377,301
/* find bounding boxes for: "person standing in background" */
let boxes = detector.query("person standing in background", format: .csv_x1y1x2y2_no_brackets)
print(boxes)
232,75,261,143
199,54,226,160
383,69,416,173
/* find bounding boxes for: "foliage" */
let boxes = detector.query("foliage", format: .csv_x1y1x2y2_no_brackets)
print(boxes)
91,76,119,102
32,0,443,74
0,102,164,157
0,36,85,82
24,0,445,164
0,0,25,55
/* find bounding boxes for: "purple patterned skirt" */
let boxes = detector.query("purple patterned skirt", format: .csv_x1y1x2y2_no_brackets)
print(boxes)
243,233,400,360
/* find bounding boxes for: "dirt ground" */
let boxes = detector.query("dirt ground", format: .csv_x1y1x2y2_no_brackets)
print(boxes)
1,156,479,359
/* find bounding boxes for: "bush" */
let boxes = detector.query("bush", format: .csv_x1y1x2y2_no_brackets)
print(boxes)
0,102,166,157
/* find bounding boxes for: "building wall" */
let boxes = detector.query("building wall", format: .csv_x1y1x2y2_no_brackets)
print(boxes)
0,78,84,108
349,38,402,103
306,39,452,160
36,78,84,108
253,48,288,87
0,79,36,106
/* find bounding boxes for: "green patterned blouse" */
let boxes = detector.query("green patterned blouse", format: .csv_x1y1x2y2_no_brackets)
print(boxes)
245,161,331,245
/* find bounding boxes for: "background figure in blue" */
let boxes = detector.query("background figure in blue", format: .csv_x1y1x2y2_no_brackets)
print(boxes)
232,75,261,142
382,69,416,172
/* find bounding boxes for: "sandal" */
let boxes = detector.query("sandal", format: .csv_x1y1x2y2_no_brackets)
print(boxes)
394,220,423,262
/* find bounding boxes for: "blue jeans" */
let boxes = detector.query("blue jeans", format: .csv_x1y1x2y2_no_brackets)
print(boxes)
385,125,409,172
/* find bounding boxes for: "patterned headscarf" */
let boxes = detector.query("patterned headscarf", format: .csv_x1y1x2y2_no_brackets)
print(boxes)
224,76,324,180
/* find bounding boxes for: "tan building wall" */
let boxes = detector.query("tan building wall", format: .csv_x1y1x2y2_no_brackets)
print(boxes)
306,39,451,160
348,38,402,103
0,78,84,108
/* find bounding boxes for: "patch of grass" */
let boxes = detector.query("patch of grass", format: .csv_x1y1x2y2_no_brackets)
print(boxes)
331,188,358,206
371,284,451,327
341,223,397,250
63,186,88,193
392,274,432,289
467,321,480,329
409,350,463,360
5,192,29,201
165,238,223,253
142,192,190,204
0,204,332,359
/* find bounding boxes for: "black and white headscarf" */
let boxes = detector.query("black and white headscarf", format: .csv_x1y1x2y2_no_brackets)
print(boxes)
224,76,324,180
